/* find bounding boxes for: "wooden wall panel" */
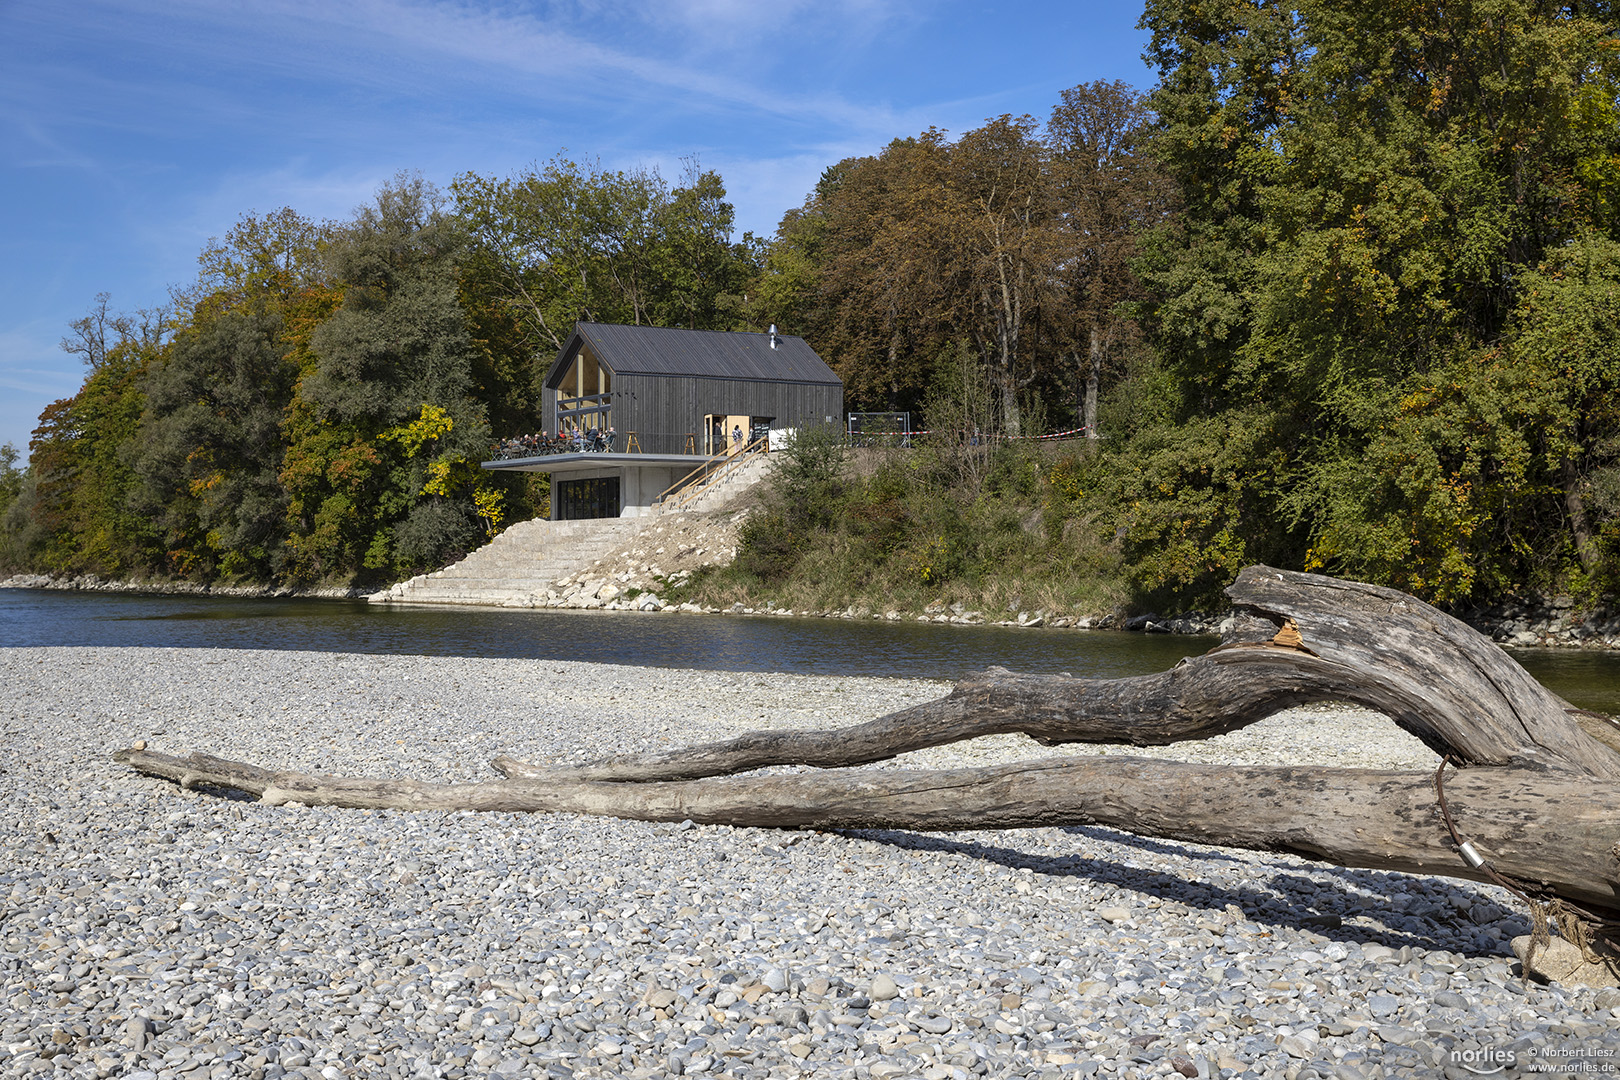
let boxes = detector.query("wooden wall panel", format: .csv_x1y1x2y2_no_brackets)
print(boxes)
601,376,841,455
537,372,842,457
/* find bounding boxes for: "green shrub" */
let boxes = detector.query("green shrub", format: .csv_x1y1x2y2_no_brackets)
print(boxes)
699,429,1132,618
392,501,477,572
734,512,802,583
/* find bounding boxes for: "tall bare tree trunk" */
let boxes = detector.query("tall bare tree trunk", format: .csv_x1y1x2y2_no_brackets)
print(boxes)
1085,327,1101,440
990,282,1021,439
1565,456,1600,572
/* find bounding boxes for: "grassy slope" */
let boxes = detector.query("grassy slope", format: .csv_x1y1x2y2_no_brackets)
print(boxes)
671,439,1133,620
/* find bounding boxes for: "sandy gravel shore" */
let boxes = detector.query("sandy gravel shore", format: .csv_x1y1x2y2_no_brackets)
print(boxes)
2,647,1613,1080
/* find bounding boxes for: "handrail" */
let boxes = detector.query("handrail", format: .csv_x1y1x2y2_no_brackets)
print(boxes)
666,438,767,511
657,450,733,506
659,436,770,512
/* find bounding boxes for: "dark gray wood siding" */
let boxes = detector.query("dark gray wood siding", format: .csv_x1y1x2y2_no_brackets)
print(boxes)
610,375,842,455
536,325,843,455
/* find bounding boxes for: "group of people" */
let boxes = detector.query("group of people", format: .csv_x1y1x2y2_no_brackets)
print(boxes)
490,428,617,459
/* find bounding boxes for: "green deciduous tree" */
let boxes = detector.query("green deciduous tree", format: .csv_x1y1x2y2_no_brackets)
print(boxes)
1135,0,1620,603
780,136,963,413
1510,234,1620,582
19,304,165,576
113,207,335,581
763,96,1164,439
285,175,493,581
0,443,28,570
134,305,296,579
453,158,760,434
951,115,1066,436
1048,80,1165,441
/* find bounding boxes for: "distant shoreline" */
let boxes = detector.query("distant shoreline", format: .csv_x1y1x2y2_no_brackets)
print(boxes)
0,571,369,601
6,569,1620,651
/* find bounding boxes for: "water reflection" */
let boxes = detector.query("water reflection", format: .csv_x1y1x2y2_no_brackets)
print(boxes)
0,588,1208,680
1503,648,1620,716
4,588,1620,710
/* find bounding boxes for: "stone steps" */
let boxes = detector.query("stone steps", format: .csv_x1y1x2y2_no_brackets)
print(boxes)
660,452,771,515
372,518,642,607
372,455,772,608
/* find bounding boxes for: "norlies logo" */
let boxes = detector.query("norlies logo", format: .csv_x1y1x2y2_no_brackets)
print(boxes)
1452,1047,1516,1075
1452,1043,1620,1075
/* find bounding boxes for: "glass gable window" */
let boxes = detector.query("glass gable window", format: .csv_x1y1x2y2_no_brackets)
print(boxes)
556,346,612,433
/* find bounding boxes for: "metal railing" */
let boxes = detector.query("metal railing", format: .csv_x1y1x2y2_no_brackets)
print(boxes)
656,436,770,513
490,429,618,458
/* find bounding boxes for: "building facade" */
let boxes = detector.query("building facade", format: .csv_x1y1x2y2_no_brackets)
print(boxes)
483,322,844,519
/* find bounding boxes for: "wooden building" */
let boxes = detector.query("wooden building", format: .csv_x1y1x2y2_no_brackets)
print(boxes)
483,322,843,519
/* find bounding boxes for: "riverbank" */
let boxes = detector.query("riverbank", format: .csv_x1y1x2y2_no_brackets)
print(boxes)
0,572,370,600
9,557,1620,650
2,646,1615,1078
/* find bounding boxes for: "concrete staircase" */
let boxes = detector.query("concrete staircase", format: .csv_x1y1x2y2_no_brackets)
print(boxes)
370,453,772,609
659,451,772,514
371,517,643,607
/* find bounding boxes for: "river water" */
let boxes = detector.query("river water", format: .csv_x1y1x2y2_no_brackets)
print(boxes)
5,587,1620,711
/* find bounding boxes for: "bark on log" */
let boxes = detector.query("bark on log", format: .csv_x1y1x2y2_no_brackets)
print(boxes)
115,747,1620,917
491,566,1620,783
113,566,1620,973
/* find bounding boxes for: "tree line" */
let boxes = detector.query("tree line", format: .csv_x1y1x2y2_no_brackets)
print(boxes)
0,163,758,585
2,0,1618,609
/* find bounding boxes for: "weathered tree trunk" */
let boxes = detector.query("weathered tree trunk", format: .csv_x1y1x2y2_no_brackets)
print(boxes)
1085,328,1100,439
485,568,1620,785
115,567,1620,964
116,748,1620,918
1566,456,1601,573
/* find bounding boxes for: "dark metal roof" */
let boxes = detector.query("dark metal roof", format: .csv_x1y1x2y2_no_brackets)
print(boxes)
543,322,841,388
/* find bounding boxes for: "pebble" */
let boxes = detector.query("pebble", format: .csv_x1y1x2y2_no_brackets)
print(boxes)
1367,991,1401,1016
1280,1032,1319,1058
1,645,1616,1080
869,973,900,1001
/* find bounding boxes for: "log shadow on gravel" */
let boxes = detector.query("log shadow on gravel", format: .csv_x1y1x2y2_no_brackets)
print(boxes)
179,783,264,803
837,827,1531,956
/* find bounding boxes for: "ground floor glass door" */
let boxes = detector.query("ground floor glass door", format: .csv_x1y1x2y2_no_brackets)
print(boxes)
556,476,621,519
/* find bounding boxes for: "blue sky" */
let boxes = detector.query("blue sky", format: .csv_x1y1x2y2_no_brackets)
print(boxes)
0,0,1155,460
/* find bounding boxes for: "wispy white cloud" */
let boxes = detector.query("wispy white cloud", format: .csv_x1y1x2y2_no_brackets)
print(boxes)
336,0,926,136
185,162,398,238
636,0,912,52
707,152,834,237
0,367,79,398
2,110,103,172
0,324,83,444
34,0,929,148
119,161,396,303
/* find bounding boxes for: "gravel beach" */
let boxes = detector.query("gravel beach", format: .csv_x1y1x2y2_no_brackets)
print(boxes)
3,645,1616,1080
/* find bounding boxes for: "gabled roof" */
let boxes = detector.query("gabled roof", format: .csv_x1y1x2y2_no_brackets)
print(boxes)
543,322,841,388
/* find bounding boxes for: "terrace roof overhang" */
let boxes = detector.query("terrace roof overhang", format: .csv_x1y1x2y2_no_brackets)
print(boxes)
479,452,705,475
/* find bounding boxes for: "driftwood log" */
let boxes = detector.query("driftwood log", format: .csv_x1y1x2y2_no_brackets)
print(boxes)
118,566,1620,981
